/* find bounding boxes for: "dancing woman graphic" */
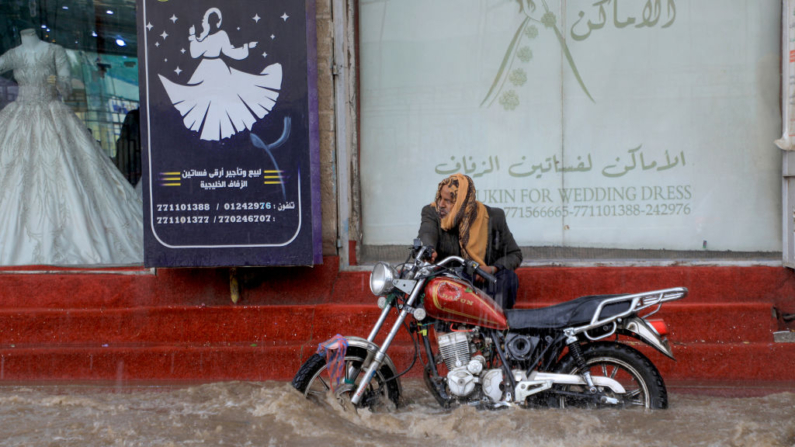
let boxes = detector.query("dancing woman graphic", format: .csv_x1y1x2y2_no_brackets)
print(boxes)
158,7,283,141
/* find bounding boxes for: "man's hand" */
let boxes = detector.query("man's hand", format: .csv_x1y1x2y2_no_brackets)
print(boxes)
430,249,437,263
476,265,498,283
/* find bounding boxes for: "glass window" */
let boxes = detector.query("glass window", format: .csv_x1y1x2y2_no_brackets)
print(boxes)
358,0,782,262
0,1,143,266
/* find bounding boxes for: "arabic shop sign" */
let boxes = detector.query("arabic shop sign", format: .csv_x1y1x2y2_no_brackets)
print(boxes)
137,0,322,267
434,146,686,179
359,0,781,253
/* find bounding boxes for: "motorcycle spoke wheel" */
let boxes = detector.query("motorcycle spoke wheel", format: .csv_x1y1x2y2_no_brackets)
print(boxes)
560,357,649,408
292,347,401,410
552,342,668,410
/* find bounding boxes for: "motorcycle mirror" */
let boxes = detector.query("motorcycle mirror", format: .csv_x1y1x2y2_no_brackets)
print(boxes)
413,238,422,250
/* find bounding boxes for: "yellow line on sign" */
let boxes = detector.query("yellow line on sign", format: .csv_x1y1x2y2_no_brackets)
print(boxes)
262,176,283,179
162,183,182,186
263,170,283,173
160,172,181,175
263,181,282,185
161,177,181,181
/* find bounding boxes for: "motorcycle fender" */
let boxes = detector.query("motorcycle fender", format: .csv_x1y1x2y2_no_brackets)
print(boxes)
620,317,676,360
338,336,403,395
528,371,626,394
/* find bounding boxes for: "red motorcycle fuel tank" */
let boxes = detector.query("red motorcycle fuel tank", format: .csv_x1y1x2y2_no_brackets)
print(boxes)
423,277,508,330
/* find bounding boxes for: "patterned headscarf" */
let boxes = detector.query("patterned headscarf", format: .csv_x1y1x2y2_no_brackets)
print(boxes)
431,173,489,266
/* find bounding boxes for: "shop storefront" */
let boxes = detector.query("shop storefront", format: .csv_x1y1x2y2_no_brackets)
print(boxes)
0,1,793,383
0,0,786,269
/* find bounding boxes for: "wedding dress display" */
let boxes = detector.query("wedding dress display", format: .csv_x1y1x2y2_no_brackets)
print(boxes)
0,30,143,265
158,7,282,141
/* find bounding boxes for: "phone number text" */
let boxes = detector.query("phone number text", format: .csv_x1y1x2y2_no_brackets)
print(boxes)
504,204,692,218
155,215,274,224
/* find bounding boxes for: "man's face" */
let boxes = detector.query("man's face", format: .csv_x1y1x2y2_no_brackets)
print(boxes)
438,185,455,218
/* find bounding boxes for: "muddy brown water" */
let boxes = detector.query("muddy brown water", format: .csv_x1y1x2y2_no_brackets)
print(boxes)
0,381,793,446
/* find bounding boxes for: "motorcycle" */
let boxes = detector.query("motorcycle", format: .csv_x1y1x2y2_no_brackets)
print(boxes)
292,240,687,410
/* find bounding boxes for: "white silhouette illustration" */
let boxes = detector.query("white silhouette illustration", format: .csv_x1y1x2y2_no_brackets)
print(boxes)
158,7,282,141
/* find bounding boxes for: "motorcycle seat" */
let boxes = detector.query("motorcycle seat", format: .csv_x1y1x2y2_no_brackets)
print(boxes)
505,294,630,330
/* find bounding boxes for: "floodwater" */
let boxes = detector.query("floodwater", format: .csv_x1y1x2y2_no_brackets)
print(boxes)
0,381,793,447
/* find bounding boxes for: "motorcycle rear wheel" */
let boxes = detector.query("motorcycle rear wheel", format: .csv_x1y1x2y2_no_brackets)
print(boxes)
291,346,401,409
551,342,668,409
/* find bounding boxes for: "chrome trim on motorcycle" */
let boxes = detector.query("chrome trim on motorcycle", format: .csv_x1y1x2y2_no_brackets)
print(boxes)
565,287,688,338
513,372,627,403
366,302,393,343
370,262,397,296
436,255,467,267
353,277,425,405
341,335,403,396
621,316,676,360
514,380,553,402
526,372,627,394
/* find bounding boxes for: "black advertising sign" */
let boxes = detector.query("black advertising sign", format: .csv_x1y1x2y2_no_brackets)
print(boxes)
137,0,321,267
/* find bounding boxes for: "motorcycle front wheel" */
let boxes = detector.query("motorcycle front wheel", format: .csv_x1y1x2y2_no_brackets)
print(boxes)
291,346,401,409
551,342,668,409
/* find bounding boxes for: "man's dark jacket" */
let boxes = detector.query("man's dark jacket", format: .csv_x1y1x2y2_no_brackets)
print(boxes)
418,204,523,271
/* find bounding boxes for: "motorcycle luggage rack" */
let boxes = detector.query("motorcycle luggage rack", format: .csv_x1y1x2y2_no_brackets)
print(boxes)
567,287,688,341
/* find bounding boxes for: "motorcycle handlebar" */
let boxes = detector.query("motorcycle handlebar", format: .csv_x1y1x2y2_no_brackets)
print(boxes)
475,265,498,284
434,255,498,285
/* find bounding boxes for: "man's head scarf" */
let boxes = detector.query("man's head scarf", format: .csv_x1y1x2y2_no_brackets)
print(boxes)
431,173,489,267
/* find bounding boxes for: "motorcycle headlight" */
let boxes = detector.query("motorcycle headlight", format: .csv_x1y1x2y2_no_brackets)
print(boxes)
370,262,397,296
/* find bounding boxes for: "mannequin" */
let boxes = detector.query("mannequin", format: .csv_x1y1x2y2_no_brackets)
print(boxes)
0,29,144,265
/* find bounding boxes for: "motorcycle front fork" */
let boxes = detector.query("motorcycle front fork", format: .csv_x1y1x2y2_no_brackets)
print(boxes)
350,285,423,406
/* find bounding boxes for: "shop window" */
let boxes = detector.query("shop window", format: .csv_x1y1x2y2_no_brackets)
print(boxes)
357,0,782,263
0,1,142,266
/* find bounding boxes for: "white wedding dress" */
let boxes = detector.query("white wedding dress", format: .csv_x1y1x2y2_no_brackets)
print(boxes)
159,30,282,141
0,41,143,265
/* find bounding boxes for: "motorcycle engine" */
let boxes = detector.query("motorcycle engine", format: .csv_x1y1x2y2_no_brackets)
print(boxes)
438,332,470,370
438,332,493,398
435,332,510,403
438,332,474,397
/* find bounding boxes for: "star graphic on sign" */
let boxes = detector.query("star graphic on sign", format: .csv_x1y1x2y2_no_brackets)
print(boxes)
146,22,153,31
270,34,275,39
262,51,268,58
281,13,289,21
180,48,186,54
160,31,168,40
155,41,160,47
174,67,182,75
164,58,168,62
169,14,178,23
253,14,261,23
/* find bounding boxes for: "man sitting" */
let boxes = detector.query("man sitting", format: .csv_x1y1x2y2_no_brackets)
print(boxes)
417,173,523,309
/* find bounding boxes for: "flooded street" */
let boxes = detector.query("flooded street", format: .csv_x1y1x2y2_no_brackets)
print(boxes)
0,381,793,447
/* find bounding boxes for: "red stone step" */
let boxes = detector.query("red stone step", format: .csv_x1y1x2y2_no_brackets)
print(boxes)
0,341,793,383
3,265,795,309
0,264,792,385
0,302,775,346
0,305,416,349
331,266,795,308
